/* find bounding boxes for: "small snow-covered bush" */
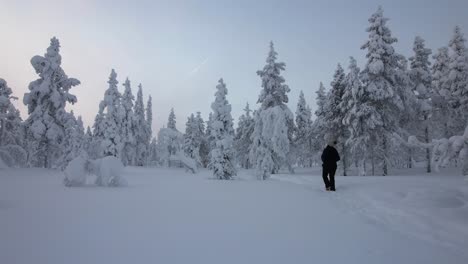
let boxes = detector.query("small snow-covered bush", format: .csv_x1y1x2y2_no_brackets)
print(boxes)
63,156,127,187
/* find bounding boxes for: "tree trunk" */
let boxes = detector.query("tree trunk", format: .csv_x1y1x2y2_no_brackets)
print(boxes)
425,117,431,173
408,147,413,169
382,136,388,176
342,142,347,176
371,148,375,176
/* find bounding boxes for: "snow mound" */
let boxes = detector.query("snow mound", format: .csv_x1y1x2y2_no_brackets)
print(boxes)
63,156,127,187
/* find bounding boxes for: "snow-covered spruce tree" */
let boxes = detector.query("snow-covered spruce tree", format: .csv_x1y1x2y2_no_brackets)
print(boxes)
145,95,153,165
98,69,123,158
409,36,433,173
250,42,294,179
360,7,404,176
195,112,210,168
310,82,328,159
447,26,468,134
23,37,80,168
134,84,147,166
295,91,313,167
0,79,26,167
431,47,451,138
183,113,201,163
155,109,183,166
209,78,236,180
167,108,177,130
120,78,136,166
59,111,84,169
323,64,349,175
83,126,95,158
343,57,376,176
234,102,254,169
148,137,158,166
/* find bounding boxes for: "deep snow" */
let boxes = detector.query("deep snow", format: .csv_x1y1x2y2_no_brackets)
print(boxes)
0,167,467,264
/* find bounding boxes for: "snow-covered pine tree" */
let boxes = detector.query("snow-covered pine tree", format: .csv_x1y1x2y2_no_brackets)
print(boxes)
360,7,404,176
148,137,158,166
250,42,294,179
134,84,147,166
209,78,236,180
0,79,26,167
409,36,433,173
447,26,468,134
120,78,136,166
98,69,123,158
23,37,80,168
295,91,313,167
83,126,95,158
324,64,349,175
431,47,451,138
234,102,254,169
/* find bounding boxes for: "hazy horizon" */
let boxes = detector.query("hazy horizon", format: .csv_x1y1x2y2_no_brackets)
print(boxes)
2,0,468,133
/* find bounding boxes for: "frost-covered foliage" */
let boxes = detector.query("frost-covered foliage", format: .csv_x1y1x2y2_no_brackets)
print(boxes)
145,95,153,165
209,78,236,180
409,36,433,173
324,64,349,175
463,125,468,177
156,110,183,166
294,91,313,167
167,108,177,130
183,113,201,164
97,69,123,158
310,82,328,157
431,47,452,138
23,37,80,168
359,7,405,175
0,79,26,167
250,42,294,179
195,112,210,168
120,78,136,166
133,84,148,166
58,111,85,169
148,137,158,166
234,103,254,169
446,26,468,134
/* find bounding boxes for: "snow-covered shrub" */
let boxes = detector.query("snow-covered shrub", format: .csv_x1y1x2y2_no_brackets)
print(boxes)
90,156,127,187
63,156,88,187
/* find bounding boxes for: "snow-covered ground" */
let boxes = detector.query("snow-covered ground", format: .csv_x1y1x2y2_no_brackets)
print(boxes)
1,167,467,264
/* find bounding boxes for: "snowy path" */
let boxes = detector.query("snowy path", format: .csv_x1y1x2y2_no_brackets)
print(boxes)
1,167,467,264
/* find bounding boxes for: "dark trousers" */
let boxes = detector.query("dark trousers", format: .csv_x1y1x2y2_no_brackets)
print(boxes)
322,164,337,190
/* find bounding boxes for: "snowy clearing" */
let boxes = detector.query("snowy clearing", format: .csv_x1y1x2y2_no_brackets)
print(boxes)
1,167,467,264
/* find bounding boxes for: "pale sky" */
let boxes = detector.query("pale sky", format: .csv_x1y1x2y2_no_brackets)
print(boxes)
1,0,468,133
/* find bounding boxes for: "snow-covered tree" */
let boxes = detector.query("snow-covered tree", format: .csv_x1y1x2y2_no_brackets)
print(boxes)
23,37,80,168
234,102,255,169
250,42,294,179
343,57,373,175
98,69,123,158
134,84,147,166
120,78,136,166
447,26,468,134
409,36,433,173
156,109,182,166
59,111,85,169
294,91,313,167
360,7,404,175
0,79,26,167
143,95,153,165
209,78,236,180
167,108,177,130
431,47,451,138
148,137,158,166
183,113,201,163
195,112,209,167
323,64,349,175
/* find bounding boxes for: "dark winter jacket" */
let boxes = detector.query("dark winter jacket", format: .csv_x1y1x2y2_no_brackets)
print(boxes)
321,145,340,167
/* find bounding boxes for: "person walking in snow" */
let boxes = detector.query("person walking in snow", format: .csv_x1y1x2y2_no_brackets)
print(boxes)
321,140,340,191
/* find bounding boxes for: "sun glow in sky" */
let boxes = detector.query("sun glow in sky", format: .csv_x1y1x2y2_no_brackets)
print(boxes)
1,0,468,133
